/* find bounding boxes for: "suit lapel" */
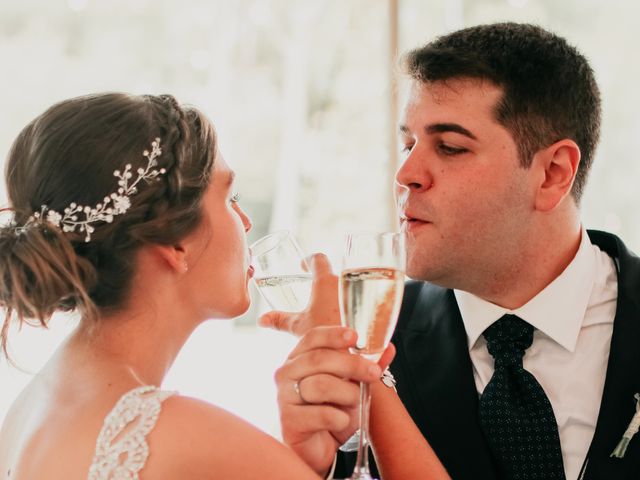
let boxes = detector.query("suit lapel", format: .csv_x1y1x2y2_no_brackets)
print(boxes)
583,231,640,479
392,282,498,480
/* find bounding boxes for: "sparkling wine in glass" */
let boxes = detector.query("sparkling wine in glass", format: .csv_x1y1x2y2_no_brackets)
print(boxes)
338,232,405,480
251,230,312,311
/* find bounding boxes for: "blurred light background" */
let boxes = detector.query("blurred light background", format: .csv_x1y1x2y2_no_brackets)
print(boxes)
1,0,639,437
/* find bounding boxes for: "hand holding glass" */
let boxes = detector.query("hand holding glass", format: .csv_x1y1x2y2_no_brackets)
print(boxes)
339,232,405,480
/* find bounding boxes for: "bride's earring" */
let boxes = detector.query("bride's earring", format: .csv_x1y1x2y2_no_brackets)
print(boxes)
182,261,189,273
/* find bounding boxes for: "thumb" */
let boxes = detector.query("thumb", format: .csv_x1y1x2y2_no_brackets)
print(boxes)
258,310,297,333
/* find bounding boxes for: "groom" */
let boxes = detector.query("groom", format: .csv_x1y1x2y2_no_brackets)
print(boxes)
265,23,640,479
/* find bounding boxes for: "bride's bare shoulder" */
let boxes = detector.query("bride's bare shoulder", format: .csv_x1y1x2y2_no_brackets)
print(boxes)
143,394,321,479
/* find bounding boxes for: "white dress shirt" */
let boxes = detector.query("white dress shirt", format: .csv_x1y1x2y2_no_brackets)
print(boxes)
454,229,618,480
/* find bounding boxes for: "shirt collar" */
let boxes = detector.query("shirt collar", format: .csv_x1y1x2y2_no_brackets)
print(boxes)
455,228,596,353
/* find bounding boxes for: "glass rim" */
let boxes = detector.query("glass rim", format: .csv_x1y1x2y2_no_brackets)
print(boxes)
249,230,294,258
343,231,403,238
343,231,405,245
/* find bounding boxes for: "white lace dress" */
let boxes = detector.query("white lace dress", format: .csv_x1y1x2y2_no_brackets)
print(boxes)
87,385,175,479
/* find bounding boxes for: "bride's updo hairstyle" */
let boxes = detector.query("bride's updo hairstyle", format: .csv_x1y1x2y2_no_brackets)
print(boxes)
0,93,216,355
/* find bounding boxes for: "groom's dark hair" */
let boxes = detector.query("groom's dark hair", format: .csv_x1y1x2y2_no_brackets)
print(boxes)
404,22,601,203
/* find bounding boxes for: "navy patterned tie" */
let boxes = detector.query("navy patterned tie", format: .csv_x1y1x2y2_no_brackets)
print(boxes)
479,314,565,480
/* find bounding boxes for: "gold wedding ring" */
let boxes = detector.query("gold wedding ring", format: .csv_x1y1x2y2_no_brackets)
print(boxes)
294,379,308,404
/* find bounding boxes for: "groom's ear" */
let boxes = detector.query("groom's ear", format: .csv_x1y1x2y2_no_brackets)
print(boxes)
532,139,581,212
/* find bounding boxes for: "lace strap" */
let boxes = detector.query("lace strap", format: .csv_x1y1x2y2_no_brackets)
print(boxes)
88,385,176,480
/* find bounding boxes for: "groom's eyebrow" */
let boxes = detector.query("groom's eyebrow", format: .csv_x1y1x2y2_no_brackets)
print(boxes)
426,123,477,140
398,123,478,140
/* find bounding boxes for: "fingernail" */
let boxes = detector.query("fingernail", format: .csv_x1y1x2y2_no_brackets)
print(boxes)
369,365,381,377
343,329,355,341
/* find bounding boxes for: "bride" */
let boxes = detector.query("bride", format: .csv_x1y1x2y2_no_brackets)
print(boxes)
0,93,384,479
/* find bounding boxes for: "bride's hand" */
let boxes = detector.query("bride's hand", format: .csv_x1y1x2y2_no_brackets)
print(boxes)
259,253,340,336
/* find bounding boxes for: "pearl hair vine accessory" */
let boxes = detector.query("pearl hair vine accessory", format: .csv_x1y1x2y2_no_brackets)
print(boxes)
24,138,165,243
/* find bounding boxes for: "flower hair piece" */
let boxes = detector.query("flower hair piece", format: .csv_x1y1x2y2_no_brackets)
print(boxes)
26,138,166,243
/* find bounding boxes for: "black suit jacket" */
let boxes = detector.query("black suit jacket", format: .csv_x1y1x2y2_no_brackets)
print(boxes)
336,230,640,479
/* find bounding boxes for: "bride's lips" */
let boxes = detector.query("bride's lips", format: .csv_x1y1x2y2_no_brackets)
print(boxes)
247,248,254,277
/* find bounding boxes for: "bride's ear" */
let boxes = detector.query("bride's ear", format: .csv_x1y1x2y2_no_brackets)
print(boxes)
152,243,189,274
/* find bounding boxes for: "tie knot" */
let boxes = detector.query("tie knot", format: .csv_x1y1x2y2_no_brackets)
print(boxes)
483,314,534,366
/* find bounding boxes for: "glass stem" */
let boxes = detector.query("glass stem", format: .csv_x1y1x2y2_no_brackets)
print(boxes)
352,381,372,477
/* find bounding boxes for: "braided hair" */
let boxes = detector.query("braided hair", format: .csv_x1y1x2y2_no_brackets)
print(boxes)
0,93,216,356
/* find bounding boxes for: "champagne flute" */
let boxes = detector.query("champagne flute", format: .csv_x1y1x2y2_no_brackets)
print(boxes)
339,232,405,480
251,230,312,311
